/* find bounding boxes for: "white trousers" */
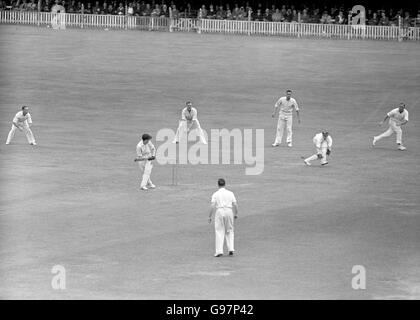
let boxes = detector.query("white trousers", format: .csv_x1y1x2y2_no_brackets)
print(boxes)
6,123,36,144
274,114,293,144
214,208,234,255
375,121,403,144
174,120,207,144
305,140,329,164
138,161,153,188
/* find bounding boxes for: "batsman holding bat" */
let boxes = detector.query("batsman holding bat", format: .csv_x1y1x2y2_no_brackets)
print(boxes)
172,101,207,144
302,131,332,166
135,133,156,190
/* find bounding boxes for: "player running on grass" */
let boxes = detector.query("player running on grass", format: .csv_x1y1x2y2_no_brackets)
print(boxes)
302,131,332,166
6,106,37,145
134,133,156,191
372,103,409,151
272,89,300,147
172,101,207,144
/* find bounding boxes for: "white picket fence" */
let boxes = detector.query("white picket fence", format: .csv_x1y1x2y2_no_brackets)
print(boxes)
1,10,419,41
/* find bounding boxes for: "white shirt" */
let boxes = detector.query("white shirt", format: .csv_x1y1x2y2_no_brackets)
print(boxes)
211,187,237,209
313,133,332,149
181,107,198,121
275,97,299,116
387,108,409,125
13,111,32,124
136,140,156,159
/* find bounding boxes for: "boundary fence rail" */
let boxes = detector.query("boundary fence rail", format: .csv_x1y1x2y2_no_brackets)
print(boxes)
1,10,419,41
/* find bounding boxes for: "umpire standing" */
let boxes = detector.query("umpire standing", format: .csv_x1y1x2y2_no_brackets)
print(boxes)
208,179,238,257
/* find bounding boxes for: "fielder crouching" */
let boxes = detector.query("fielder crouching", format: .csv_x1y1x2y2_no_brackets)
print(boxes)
303,131,332,166
135,133,156,191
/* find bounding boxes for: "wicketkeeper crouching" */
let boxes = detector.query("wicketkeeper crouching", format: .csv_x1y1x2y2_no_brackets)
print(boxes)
135,133,156,190
303,131,332,166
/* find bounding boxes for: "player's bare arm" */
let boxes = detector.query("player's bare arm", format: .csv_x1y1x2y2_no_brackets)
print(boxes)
233,202,238,219
296,110,301,124
208,205,216,223
380,115,389,126
272,104,279,118
13,122,23,131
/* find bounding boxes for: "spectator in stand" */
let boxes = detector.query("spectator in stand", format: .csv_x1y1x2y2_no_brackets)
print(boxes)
133,2,141,15
85,2,92,13
199,5,207,19
300,8,310,23
311,8,321,23
237,6,246,20
402,11,411,27
379,11,389,26
171,4,179,18
160,4,169,17
28,0,37,11
116,2,124,15
76,1,82,13
254,8,264,21
107,3,115,15
291,9,298,22
232,3,239,19
51,0,65,12
263,8,272,22
126,2,134,16
368,12,379,25
142,3,151,16
335,11,346,24
67,1,75,13
217,6,226,19
226,8,232,19
92,1,101,14
415,11,420,27
207,4,215,19
271,8,282,22
151,4,160,17
100,2,107,14
320,10,332,24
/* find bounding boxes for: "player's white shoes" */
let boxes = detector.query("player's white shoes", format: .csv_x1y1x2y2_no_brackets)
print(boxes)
272,142,280,147
287,142,293,147
398,145,406,151
321,161,329,166
30,142,37,146
140,186,148,190
147,184,156,189
372,137,377,146
303,159,311,166
5,142,10,145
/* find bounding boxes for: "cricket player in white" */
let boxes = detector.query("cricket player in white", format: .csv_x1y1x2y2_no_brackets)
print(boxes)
272,89,300,147
208,179,238,257
303,131,332,166
373,103,409,150
134,133,156,190
172,101,207,144
6,106,37,145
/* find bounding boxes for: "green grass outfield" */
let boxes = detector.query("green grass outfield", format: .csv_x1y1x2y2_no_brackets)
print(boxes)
0,25,419,299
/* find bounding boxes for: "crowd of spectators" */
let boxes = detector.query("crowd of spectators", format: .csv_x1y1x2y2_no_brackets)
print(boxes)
1,0,419,27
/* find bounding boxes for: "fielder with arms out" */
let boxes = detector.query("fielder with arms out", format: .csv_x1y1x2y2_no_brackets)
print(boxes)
172,101,207,144
372,103,409,151
134,133,156,191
